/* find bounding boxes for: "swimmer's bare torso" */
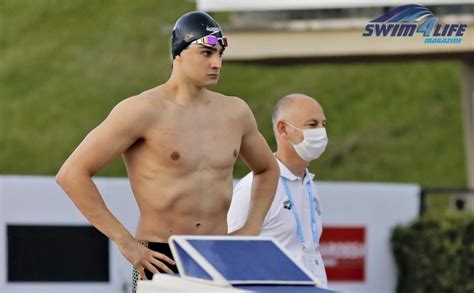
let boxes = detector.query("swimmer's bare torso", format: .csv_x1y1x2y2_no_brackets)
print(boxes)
123,86,244,242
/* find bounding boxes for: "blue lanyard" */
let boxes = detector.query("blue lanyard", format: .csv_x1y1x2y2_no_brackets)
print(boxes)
281,176,319,247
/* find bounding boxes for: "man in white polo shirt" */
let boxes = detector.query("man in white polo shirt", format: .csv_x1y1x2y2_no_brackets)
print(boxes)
228,93,328,288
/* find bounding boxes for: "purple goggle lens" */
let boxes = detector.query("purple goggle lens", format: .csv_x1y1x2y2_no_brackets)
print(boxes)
192,35,228,48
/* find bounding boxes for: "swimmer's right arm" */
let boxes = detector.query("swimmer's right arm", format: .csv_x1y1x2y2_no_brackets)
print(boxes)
56,97,175,278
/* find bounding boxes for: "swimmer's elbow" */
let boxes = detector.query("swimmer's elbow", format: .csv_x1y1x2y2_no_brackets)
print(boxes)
55,163,90,189
55,164,72,189
253,157,280,178
263,157,280,177
270,158,280,176
55,172,63,186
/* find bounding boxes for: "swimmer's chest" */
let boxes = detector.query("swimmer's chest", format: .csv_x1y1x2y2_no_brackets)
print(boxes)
145,112,241,170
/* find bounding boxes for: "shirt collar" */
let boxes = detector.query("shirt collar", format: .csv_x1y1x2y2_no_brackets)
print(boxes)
275,156,315,182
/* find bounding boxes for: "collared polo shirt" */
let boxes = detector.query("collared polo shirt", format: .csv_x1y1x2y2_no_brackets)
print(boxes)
227,158,327,287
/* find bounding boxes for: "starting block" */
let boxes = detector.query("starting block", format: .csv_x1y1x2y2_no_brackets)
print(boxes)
137,236,337,292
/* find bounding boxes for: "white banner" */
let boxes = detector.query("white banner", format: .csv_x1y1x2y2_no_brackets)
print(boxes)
0,176,419,293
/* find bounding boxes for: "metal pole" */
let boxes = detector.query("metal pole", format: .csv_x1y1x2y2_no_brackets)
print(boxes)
461,58,474,209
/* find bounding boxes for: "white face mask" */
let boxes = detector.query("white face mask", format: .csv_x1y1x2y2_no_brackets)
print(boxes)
287,122,328,161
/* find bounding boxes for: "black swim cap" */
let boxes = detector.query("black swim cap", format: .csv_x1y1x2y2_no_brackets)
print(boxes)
171,11,224,59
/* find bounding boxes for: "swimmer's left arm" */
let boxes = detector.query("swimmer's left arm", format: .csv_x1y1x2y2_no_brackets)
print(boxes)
230,99,279,236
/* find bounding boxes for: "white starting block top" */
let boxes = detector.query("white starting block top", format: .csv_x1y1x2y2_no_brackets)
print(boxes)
137,236,336,293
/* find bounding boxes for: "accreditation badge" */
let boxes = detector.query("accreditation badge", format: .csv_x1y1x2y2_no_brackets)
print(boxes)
303,248,328,288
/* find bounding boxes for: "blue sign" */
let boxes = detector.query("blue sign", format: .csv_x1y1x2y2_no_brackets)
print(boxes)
362,4,467,44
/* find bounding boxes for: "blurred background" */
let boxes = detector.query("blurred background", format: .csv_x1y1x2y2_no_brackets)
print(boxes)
1,0,473,292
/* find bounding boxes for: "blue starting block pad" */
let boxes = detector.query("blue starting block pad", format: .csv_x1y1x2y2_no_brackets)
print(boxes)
159,236,336,293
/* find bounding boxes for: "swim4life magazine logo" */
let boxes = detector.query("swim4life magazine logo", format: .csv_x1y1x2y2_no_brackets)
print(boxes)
362,4,468,44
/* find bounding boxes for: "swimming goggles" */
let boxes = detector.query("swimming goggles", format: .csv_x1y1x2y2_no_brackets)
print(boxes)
192,35,228,48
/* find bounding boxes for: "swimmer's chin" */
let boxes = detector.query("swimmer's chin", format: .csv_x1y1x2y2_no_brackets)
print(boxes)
202,79,219,87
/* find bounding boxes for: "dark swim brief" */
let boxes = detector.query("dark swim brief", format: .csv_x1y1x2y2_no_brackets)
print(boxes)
131,241,179,293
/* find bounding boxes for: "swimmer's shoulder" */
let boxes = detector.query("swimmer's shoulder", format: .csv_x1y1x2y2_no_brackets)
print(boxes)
109,86,169,126
117,86,169,112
